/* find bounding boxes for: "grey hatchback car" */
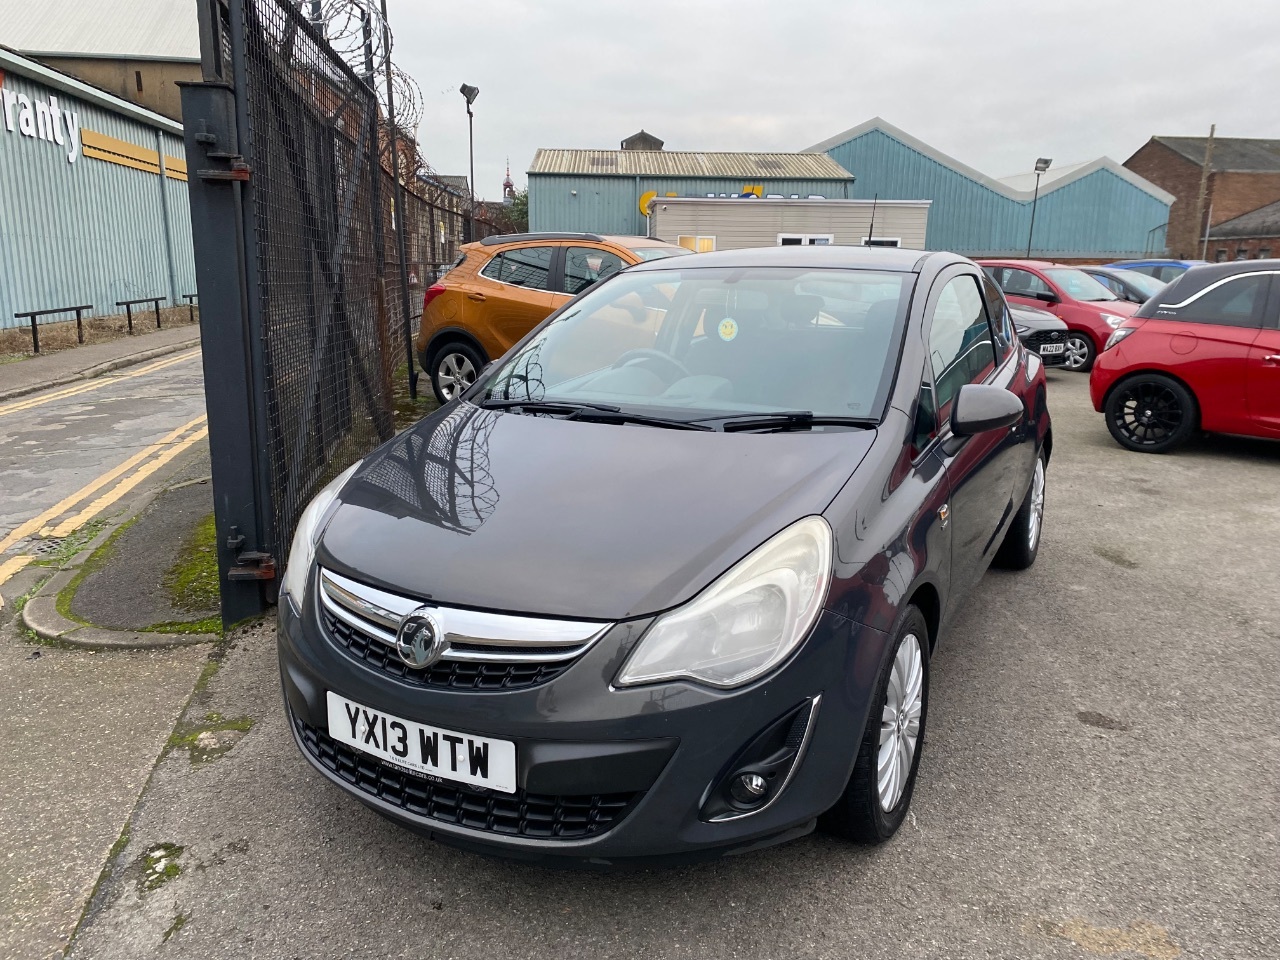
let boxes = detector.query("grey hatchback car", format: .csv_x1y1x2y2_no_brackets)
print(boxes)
277,246,1052,865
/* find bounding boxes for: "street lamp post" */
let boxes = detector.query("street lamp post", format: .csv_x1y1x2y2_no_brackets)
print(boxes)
459,83,479,241
1026,157,1052,258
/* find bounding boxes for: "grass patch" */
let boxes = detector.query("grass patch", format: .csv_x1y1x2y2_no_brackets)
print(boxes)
391,361,439,431
162,512,219,614
30,517,109,568
167,714,255,764
163,911,190,942
139,843,184,892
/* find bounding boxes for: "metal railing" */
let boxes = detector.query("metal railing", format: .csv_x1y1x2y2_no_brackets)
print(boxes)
12,304,94,353
115,296,168,334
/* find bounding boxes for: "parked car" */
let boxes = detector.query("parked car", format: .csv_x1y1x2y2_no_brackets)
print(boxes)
417,232,691,402
1090,259,1280,452
1080,265,1167,304
1010,304,1069,367
279,246,1053,864
1103,259,1207,283
980,259,1139,372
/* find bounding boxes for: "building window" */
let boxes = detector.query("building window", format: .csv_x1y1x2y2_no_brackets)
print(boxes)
777,234,834,246
678,236,715,253
862,237,901,247
1236,247,1249,260
135,70,144,93
1259,247,1272,259
1215,249,1228,262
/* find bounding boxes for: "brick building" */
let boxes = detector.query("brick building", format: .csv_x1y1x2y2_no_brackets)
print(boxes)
1124,136,1280,258
1206,199,1280,261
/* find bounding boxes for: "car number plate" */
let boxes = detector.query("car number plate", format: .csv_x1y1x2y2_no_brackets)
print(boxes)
326,691,517,793
1038,342,1066,355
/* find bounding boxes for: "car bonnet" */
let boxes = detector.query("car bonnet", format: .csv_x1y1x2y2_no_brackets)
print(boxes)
316,403,876,621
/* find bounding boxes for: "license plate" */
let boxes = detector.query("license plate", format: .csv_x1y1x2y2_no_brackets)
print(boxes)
326,691,517,793
1038,342,1066,355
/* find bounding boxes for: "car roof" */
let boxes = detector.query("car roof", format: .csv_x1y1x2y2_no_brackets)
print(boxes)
976,259,1061,269
627,244,943,273
1176,258,1280,282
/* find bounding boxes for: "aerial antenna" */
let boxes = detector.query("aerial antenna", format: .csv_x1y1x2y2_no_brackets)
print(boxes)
865,193,878,246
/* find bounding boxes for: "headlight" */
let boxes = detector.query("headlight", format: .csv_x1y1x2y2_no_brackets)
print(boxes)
615,516,832,689
1104,326,1136,351
1014,324,1031,336
1102,313,1126,329
279,461,362,607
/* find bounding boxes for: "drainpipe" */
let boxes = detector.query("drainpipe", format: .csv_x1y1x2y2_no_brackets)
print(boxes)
635,174,642,235
155,129,180,304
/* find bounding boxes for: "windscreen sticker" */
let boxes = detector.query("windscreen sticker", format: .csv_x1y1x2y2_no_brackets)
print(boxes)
718,317,739,342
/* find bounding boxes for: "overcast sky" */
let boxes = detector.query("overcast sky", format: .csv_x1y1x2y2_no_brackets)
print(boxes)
386,0,1280,201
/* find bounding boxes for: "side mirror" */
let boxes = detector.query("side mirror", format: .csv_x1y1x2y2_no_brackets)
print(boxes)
950,384,1024,437
1031,290,1059,304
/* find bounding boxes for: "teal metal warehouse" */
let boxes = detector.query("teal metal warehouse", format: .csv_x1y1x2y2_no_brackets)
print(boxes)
0,49,195,330
528,149,855,236
804,118,1173,260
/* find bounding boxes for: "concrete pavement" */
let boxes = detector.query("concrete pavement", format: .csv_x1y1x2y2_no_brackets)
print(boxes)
57,372,1279,960
0,326,202,405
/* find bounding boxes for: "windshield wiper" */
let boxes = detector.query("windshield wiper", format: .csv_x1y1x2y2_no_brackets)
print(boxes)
478,398,621,414
478,398,712,431
697,411,878,433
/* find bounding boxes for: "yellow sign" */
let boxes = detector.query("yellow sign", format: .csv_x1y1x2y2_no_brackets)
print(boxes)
639,190,657,215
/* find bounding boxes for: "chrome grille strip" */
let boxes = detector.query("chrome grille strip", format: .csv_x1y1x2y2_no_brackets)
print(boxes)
318,568,610,665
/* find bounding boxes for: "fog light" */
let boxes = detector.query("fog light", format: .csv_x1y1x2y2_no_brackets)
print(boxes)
729,772,769,805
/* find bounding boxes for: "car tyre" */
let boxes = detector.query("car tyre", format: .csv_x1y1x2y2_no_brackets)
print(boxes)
1062,332,1095,372
994,452,1046,570
821,605,929,844
429,341,484,404
1104,374,1197,454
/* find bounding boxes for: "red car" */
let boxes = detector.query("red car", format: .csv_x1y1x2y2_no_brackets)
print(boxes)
980,260,1139,372
1090,260,1280,452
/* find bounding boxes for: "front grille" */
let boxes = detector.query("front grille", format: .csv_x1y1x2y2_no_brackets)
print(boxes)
323,612,571,689
1023,329,1065,348
295,717,638,839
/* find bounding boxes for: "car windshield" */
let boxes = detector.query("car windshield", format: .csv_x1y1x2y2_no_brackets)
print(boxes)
626,246,695,262
1043,268,1118,302
479,266,913,423
1118,271,1166,297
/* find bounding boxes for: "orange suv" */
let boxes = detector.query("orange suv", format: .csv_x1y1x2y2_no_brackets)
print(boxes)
417,232,690,401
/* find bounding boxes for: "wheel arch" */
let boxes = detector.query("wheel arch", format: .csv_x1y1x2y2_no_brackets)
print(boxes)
423,328,490,369
906,581,942,652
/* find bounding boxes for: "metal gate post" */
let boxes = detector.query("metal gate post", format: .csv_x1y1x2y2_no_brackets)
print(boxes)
176,0,272,628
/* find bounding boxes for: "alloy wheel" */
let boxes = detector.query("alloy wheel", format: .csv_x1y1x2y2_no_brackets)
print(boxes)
1028,458,1045,551
878,633,924,811
436,352,477,400
1110,381,1185,448
1062,335,1091,370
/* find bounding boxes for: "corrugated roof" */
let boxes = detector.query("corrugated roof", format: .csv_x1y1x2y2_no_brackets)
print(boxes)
1209,198,1280,238
1154,136,1280,173
0,0,199,61
529,149,853,180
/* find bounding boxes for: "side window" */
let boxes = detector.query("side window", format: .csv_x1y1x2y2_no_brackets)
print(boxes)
563,247,625,295
981,275,1015,359
479,246,553,290
1000,268,1051,298
928,275,998,421
1157,275,1269,328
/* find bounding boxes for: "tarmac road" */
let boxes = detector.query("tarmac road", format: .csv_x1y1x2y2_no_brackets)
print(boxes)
0,348,206,593
45,371,1280,959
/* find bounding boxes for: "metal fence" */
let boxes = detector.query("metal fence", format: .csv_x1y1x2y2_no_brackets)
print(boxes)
183,0,501,625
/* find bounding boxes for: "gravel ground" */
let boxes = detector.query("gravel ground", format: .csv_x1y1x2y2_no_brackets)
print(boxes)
65,371,1280,960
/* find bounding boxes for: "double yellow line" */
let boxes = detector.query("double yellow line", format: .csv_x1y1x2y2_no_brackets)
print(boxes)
0,414,209,601
0,348,199,419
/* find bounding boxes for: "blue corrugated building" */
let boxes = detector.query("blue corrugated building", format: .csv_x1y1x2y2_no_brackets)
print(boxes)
528,148,854,236
0,48,195,330
804,118,1173,259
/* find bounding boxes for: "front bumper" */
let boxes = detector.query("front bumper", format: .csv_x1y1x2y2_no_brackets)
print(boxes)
277,575,891,865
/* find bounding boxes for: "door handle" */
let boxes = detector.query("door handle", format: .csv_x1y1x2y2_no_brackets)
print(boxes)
467,292,487,302
1264,354,1280,363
